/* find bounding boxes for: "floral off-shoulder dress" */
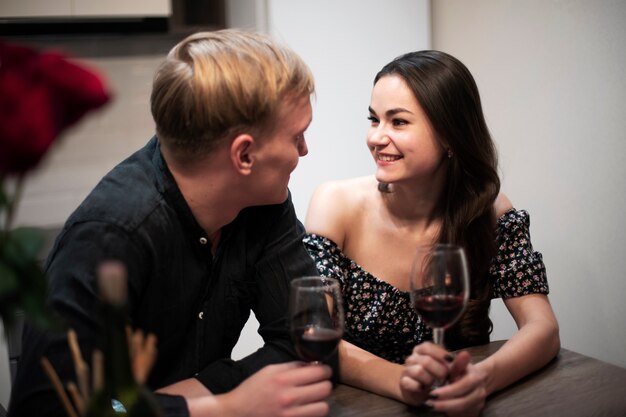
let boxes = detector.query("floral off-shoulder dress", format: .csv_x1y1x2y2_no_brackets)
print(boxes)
303,209,549,364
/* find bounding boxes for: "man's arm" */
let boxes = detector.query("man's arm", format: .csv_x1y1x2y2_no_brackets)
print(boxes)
194,195,326,393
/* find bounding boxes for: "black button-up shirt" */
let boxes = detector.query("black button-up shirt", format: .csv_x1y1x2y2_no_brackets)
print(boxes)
8,137,318,417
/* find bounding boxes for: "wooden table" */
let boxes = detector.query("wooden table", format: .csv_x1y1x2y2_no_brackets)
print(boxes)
328,340,626,416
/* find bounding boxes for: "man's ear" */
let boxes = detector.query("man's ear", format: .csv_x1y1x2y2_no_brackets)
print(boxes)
230,134,255,175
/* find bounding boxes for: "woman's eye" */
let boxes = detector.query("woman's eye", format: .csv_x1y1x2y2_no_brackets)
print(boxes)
392,119,408,126
367,115,379,124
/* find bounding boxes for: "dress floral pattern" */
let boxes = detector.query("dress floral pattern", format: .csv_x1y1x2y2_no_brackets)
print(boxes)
303,208,548,364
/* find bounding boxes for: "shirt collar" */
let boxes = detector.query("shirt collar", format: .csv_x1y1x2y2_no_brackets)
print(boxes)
150,136,214,251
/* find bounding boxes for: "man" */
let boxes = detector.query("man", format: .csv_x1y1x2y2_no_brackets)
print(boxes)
9,30,332,417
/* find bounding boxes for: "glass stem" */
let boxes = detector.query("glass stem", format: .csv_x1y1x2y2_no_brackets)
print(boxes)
433,327,444,346
431,327,446,389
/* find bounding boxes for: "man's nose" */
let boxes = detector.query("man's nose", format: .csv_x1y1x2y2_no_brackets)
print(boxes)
299,139,309,157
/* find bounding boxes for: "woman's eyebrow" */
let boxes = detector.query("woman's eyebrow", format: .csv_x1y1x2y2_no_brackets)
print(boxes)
368,106,413,117
386,107,413,117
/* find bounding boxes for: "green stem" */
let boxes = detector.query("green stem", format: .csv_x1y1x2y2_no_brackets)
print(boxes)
4,175,24,232
0,175,7,232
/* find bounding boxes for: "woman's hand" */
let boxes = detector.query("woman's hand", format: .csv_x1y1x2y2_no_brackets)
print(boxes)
399,342,453,406
400,343,487,416
426,351,487,417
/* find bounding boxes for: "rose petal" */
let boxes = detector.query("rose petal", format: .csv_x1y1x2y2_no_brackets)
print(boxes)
0,41,111,173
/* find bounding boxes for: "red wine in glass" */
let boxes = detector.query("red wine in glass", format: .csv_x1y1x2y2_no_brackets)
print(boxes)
289,276,344,364
292,325,342,362
409,244,469,347
411,293,466,330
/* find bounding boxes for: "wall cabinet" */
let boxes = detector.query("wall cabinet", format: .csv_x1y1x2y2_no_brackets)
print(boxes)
1,0,72,18
0,0,171,18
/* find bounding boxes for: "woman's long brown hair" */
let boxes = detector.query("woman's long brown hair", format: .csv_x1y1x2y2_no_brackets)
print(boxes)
375,51,500,349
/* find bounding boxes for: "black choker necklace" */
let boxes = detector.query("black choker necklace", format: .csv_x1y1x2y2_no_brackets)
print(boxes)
377,182,392,193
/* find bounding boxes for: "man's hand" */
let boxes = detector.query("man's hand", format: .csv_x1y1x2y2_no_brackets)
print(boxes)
187,362,332,417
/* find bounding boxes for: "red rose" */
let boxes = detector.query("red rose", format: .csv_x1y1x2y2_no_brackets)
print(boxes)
0,42,111,174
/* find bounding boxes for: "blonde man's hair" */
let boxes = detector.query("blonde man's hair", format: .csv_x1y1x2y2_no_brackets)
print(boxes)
150,29,314,156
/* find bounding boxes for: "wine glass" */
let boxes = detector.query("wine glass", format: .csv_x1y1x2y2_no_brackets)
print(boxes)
289,276,344,364
409,244,469,348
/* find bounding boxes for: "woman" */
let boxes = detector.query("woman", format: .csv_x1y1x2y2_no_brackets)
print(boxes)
304,50,560,416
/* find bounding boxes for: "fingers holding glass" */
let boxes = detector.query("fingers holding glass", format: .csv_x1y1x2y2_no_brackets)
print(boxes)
403,352,450,392
425,365,487,417
409,244,469,388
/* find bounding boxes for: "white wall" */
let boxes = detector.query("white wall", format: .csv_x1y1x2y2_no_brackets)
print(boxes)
432,0,626,368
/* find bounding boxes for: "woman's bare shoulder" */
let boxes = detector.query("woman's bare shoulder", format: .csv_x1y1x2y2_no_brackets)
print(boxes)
494,192,514,218
315,175,374,194
309,176,375,206
305,176,375,243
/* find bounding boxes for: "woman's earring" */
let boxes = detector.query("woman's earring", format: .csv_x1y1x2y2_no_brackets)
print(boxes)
447,149,453,159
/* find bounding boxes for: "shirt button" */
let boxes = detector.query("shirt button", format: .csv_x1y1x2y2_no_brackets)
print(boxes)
199,237,208,245
198,311,204,320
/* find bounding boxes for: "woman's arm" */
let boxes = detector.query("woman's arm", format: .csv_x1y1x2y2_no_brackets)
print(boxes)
404,194,559,414
474,294,560,395
340,339,463,407
338,340,406,401
477,192,560,394
403,296,559,416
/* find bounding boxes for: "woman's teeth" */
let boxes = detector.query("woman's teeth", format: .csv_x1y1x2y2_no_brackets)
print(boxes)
378,154,401,162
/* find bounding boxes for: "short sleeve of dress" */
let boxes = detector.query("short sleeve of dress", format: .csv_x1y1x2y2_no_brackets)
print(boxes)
302,233,347,282
490,209,549,299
